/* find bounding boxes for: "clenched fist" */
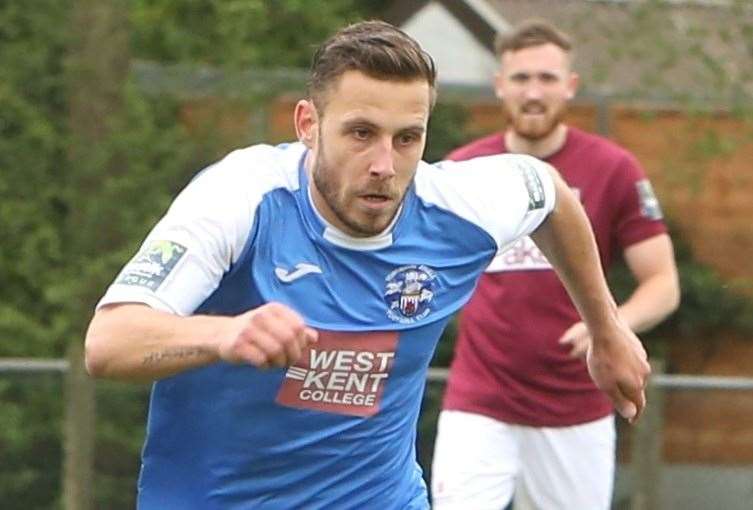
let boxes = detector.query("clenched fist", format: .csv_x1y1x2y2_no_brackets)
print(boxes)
218,302,319,368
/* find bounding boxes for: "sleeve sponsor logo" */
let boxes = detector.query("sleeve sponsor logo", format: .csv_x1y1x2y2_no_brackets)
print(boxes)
636,179,664,220
519,162,546,211
116,240,187,291
276,331,398,417
384,265,437,324
486,236,552,273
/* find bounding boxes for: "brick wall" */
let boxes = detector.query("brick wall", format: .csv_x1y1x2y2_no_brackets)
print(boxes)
613,107,753,286
464,101,753,287
663,336,753,463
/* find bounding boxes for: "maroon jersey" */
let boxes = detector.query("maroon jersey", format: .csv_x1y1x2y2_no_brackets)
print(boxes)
442,127,667,426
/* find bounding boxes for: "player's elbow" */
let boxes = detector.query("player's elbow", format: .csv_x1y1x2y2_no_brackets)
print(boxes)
656,272,681,322
84,309,121,378
666,279,681,315
84,323,110,378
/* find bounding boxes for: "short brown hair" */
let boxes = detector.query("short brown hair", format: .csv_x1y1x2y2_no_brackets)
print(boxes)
495,19,572,56
308,20,437,112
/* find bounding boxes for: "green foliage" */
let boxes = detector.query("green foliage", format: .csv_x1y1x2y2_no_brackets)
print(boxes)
0,0,70,358
424,102,472,163
1,2,198,507
93,382,151,509
0,5,70,504
0,376,63,508
129,0,393,68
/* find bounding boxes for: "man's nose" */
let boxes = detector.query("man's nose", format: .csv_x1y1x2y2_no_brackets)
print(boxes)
523,82,543,100
369,137,397,178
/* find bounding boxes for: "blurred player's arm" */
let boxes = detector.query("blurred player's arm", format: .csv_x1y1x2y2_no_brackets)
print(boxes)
530,165,650,423
560,235,679,357
620,234,680,330
85,302,318,382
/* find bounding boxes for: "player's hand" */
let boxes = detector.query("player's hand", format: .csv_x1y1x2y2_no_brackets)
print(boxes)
558,321,591,358
586,320,650,424
218,302,318,369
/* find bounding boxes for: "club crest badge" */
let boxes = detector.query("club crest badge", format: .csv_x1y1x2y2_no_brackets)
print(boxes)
384,264,437,324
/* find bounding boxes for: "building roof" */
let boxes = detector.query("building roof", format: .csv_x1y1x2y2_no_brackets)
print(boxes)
386,0,753,103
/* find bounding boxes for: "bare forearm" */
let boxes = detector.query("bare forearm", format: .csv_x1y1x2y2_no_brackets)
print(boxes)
619,234,680,333
85,304,225,381
532,168,651,421
618,272,680,333
531,169,620,338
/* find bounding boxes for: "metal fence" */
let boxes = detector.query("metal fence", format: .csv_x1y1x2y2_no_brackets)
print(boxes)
2,358,753,509
424,366,753,391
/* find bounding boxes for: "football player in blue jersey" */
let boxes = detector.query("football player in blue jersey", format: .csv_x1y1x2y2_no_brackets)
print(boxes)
84,20,649,509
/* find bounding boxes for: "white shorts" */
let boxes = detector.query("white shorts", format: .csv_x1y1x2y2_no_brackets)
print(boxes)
431,410,615,510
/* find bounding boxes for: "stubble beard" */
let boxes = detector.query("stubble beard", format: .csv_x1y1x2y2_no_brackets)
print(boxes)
507,101,567,141
312,146,403,237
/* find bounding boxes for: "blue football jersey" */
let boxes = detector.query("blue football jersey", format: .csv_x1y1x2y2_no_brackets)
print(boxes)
99,142,555,509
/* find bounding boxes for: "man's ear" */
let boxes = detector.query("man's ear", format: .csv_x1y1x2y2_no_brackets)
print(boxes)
566,72,580,100
294,99,318,149
493,71,504,99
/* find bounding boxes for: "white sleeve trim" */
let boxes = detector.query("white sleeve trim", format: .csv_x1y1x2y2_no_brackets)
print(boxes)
97,290,179,315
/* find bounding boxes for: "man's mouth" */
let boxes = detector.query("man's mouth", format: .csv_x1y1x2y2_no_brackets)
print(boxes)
362,194,390,201
357,192,395,210
522,103,546,114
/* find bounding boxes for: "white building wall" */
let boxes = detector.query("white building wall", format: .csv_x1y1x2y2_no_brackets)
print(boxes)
401,1,499,86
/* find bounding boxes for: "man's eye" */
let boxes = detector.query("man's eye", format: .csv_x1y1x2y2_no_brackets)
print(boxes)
398,133,418,146
353,128,370,140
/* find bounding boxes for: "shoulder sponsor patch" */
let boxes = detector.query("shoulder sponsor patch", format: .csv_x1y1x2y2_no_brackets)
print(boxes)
635,179,664,220
519,162,546,211
116,240,187,291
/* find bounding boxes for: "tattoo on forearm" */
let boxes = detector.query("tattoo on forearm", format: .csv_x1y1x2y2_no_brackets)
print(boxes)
142,346,211,366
